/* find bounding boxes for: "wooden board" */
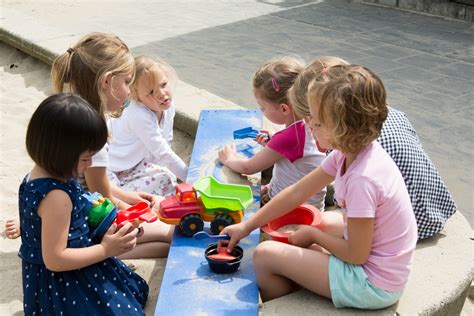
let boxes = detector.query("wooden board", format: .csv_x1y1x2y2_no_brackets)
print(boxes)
154,109,262,315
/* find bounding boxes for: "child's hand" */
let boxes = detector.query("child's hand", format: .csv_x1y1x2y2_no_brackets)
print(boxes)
288,225,319,248
218,143,237,165
127,219,145,238
101,223,138,257
138,192,156,208
254,129,271,146
220,222,251,253
125,192,156,208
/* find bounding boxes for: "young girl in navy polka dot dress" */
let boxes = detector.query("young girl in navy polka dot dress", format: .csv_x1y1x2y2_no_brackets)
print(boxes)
19,93,148,315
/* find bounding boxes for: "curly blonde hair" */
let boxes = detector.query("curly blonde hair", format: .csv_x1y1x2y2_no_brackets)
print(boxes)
252,56,305,105
51,32,135,118
289,56,348,118
130,55,177,101
308,65,388,154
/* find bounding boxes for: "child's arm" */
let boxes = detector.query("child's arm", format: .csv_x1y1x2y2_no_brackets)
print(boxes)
290,217,374,265
218,143,282,175
222,166,334,251
85,166,155,209
84,166,113,200
135,116,187,181
39,189,139,272
110,184,156,209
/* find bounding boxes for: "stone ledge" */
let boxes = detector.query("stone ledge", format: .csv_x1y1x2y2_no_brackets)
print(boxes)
362,0,474,22
260,211,473,315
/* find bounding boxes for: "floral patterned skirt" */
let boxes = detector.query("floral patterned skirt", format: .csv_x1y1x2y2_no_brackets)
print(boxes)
108,159,177,197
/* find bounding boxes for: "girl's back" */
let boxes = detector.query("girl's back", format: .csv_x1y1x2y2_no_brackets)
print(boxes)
379,107,456,239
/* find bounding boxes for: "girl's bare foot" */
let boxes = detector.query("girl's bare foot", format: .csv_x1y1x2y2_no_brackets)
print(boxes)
5,219,20,239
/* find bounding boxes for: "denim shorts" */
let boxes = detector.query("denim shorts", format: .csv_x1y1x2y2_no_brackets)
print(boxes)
328,255,402,309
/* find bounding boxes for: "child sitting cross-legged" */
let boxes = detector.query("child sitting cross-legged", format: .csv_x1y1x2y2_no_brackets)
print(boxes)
108,55,188,196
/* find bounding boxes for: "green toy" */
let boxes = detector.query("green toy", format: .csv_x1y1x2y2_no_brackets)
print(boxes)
88,196,116,229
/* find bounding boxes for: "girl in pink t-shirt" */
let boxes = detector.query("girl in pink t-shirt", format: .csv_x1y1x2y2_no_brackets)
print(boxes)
221,65,418,309
218,57,326,210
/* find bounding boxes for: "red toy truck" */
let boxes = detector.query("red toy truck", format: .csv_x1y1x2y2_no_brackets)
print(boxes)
159,176,253,237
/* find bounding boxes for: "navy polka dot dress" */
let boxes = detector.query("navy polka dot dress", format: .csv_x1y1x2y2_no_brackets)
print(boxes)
18,176,149,315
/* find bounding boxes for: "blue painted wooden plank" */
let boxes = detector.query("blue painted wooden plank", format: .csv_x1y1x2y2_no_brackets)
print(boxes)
155,109,262,315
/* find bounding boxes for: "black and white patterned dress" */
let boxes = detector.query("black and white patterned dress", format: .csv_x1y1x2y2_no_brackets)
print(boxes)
378,107,457,239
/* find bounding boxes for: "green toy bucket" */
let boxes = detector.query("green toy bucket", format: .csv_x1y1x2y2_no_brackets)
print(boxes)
193,176,253,211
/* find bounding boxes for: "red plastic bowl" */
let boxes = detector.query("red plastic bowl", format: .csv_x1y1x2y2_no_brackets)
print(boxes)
260,204,321,243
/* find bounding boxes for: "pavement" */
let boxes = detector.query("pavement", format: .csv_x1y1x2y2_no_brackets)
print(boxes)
1,0,472,315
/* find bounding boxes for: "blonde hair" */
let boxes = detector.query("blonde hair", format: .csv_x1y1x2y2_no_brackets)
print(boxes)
130,55,177,101
51,32,135,118
289,56,348,117
252,56,305,105
308,65,388,154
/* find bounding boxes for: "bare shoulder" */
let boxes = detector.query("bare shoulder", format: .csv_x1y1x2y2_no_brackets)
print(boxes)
38,189,73,218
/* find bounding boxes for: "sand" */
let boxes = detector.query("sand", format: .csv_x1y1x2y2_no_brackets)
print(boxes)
0,42,194,315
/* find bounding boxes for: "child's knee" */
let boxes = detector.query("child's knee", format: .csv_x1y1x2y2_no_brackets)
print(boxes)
253,240,280,267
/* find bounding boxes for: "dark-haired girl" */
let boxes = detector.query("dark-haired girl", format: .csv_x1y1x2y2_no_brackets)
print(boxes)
19,93,148,315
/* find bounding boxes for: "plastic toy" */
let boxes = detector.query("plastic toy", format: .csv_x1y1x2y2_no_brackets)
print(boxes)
233,126,269,141
207,245,236,261
193,231,231,241
81,192,158,242
260,204,322,244
236,143,259,158
159,176,253,237
205,243,243,274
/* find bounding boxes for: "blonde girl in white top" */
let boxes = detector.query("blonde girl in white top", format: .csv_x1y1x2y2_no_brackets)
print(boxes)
108,55,188,196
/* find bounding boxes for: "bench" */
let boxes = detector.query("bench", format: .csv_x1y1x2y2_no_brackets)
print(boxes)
154,109,262,315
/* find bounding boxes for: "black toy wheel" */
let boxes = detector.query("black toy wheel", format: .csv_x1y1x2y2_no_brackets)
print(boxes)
210,213,235,235
180,214,204,237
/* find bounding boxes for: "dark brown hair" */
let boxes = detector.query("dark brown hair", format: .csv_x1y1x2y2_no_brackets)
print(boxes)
26,93,108,178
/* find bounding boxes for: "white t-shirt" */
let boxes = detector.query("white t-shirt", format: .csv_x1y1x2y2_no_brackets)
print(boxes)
107,100,188,180
91,143,109,168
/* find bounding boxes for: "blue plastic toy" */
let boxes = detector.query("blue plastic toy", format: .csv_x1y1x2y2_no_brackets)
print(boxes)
236,143,258,158
233,127,269,141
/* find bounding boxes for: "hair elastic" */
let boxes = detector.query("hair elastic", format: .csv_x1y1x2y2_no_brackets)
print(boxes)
321,67,330,74
271,77,280,92
67,48,75,54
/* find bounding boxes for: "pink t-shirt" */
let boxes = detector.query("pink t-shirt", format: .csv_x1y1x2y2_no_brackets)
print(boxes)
321,141,417,292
